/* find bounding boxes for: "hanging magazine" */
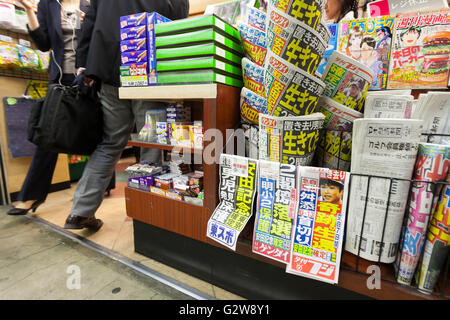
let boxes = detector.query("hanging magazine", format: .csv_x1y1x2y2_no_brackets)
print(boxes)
207,154,258,251
387,9,450,89
286,166,350,284
252,161,297,264
338,16,394,90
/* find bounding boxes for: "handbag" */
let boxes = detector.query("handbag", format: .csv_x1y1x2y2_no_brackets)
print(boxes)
2,83,41,158
27,75,103,155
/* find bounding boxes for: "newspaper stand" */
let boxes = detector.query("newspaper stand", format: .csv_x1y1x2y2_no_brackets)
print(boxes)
341,133,450,299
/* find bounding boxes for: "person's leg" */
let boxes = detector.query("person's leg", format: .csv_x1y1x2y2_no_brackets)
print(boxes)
65,84,134,228
134,100,165,163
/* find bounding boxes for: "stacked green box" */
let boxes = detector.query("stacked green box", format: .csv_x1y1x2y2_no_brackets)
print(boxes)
154,15,243,87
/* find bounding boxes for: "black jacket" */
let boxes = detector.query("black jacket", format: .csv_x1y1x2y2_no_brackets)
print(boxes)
76,0,190,87
28,0,90,83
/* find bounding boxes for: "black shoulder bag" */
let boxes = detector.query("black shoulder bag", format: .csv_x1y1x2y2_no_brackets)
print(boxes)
27,75,103,155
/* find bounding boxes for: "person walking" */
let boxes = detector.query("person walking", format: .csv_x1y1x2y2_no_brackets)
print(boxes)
63,0,189,230
7,0,91,216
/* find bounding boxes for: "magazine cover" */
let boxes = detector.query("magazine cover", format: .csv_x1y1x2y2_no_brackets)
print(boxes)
387,9,450,89
207,154,258,251
338,16,394,90
252,161,297,264
286,167,350,284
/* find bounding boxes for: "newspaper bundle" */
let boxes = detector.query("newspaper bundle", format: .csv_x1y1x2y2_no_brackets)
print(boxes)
396,143,450,285
264,50,325,117
259,112,325,166
321,51,374,113
240,87,268,125
416,174,450,294
242,57,265,97
252,161,297,264
364,94,414,119
267,0,325,31
265,5,328,76
315,97,363,171
207,154,258,251
345,118,423,263
286,166,350,284
412,92,450,145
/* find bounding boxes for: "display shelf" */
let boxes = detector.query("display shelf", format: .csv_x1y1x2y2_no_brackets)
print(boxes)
120,83,241,242
127,139,203,154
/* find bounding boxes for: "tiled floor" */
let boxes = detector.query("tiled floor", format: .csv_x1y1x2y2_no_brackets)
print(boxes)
14,157,244,300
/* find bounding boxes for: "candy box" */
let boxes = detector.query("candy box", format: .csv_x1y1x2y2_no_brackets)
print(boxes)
120,62,149,87
121,50,147,65
120,38,147,53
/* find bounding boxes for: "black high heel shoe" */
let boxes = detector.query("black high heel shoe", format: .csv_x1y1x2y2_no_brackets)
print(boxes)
7,199,45,216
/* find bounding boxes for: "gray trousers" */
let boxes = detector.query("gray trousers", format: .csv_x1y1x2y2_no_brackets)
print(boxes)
70,83,164,218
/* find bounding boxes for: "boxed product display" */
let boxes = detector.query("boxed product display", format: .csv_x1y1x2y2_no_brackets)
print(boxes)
138,109,166,142
154,14,241,44
155,28,244,56
120,12,171,87
156,56,242,78
157,69,243,87
156,43,242,67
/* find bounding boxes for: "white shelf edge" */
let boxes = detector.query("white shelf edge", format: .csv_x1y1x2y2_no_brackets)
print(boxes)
119,83,218,100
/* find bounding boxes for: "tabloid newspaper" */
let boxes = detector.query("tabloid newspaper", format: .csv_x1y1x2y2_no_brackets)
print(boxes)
259,112,325,166
266,5,328,76
286,166,350,284
252,160,297,264
321,51,374,113
207,154,258,251
387,9,450,89
315,97,363,171
395,143,449,285
345,118,424,263
264,50,325,117
338,16,394,90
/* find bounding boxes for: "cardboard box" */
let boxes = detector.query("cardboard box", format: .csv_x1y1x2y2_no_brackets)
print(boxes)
120,12,171,87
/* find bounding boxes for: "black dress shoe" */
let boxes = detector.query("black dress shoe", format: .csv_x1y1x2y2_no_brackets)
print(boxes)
64,215,103,231
7,199,44,216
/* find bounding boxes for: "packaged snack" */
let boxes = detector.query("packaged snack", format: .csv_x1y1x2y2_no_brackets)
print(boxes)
156,122,168,144
0,41,20,69
121,50,147,65
120,38,147,53
16,45,40,70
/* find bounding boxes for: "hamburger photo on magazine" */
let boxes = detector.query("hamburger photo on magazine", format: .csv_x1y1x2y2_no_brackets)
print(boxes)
387,8,450,89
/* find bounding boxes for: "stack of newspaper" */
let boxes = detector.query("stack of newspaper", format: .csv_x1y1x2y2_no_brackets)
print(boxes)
412,91,450,145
